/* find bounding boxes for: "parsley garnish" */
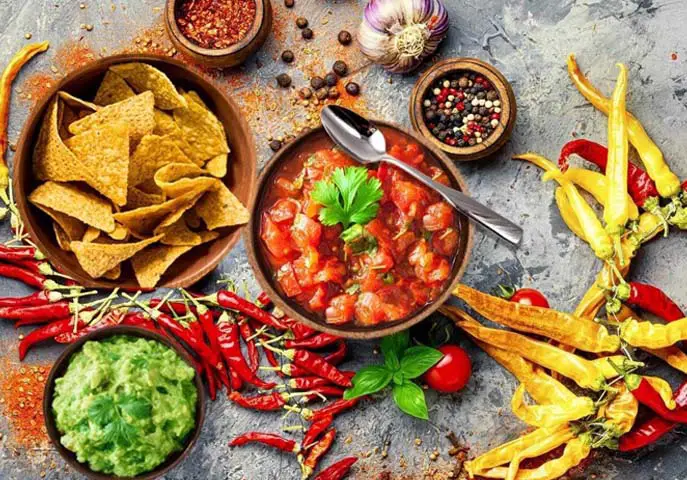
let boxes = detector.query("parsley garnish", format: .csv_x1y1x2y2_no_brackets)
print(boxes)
311,166,383,239
87,394,151,448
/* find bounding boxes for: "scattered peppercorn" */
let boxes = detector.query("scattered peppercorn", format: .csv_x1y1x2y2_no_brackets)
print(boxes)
299,87,313,99
296,17,308,29
24,33,32,40
328,87,340,99
301,28,313,40
284,0,294,7
276,73,292,88
325,72,338,87
269,140,282,151
338,30,352,45
281,50,295,63
315,87,329,100
345,82,360,96
333,60,348,77
310,76,325,90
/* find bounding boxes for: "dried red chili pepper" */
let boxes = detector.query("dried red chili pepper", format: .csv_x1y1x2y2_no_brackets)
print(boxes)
303,414,333,448
217,317,276,390
286,373,355,391
314,456,358,480
202,359,217,401
229,391,289,411
0,247,44,263
324,341,347,366
558,138,658,207
0,264,58,290
309,398,361,422
624,282,684,321
278,348,353,388
176,0,257,50
0,290,61,308
0,301,74,322
149,298,196,316
256,291,272,308
285,333,341,350
229,432,300,453
152,311,223,371
238,318,260,372
301,429,337,478
210,290,288,330
285,318,318,340
54,310,128,343
18,316,86,360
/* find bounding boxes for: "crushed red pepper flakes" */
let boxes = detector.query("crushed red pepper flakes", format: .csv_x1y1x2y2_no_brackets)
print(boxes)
176,0,257,50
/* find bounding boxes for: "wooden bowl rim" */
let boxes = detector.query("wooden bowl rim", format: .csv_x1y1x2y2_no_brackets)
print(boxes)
165,0,267,58
43,325,207,480
409,57,517,161
245,121,474,340
13,53,257,289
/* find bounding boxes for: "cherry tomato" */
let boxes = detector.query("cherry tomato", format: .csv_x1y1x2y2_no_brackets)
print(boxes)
510,288,550,308
423,345,471,393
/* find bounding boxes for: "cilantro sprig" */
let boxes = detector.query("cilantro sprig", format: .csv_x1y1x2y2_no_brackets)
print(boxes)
87,394,152,447
311,166,383,239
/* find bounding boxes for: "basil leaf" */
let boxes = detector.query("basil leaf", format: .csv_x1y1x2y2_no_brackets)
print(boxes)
399,346,444,379
381,331,410,371
392,371,405,386
88,396,116,426
392,381,429,420
119,394,152,420
343,365,392,400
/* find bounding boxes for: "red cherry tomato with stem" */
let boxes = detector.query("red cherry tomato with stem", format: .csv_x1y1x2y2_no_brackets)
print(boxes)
423,345,471,393
510,288,550,308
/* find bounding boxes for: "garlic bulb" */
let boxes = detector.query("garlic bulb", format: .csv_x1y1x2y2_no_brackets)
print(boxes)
358,0,449,74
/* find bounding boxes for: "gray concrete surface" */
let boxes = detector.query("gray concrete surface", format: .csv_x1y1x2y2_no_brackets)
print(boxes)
0,0,686,478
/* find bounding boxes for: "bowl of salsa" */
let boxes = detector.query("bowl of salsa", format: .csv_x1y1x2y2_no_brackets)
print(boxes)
246,122,473,339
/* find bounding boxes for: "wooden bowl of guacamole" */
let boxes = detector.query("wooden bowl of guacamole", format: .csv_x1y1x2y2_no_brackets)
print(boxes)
43,326,206,479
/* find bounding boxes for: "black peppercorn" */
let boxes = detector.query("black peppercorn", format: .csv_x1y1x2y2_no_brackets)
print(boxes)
296,17,308,28
269,140,282,151
333,60,348,77
315,87,328,100
338,30,352,45
325,72,338,87
301,28,313,39
281,50,295,63
345,82,360,96
284,0,294,7
310,76,325,90
276,73,292,88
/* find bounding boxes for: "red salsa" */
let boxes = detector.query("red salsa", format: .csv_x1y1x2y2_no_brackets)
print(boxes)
259,133,460,327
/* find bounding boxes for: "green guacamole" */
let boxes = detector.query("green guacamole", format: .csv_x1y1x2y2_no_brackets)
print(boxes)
52,335,197,477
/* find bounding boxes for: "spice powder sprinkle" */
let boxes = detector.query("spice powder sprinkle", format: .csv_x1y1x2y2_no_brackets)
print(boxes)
176,0,257,50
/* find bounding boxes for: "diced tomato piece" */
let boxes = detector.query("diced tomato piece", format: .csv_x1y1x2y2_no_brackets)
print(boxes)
277,263,302,297
315,257,347,284
376,286,413,320
407,279,431,306
427,257,451,283
359,269,385,292
408,239,430,266
308,285,328,311
261,214,294,259
391,180,428,217
423,202,454,231
432,228,459,256
427,166,451,186
302,196,322,219
393,231,416,256
326,294,357,325
355,292,387,325
364,219,393,251
275,176,300,196
293,247,319,288
400,143,423,165
366,248,394,273
291,213,322,250
268,198,300,224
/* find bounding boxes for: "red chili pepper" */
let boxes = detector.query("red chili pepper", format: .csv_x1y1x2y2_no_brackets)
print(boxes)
625,282,684,321
217,319,276,390
314,456,358,480
324,341,347,366
18,316,86,360
55,310,128,343
306,385,345,399
0,264,57,290
303,414,333,448
214,290,288,330
229,365,243,391
285,333,341,350
285,317,318,340
238,318,260,372
154,312,222,370
302,429,337,478
202,359,217,401
0,290,61,308
149,298,196,316
287,373,355,391
120,312,157,331
229,391,288,411
310,398,361,422
0,301,72,322
229,432,300,453
276,348,352,388
627,375,687,423
256,291,272,308
558,139,658,206
0,246,42,262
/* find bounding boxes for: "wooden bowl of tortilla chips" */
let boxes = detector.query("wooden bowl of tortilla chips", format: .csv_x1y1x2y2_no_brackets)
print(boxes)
14,54,255,289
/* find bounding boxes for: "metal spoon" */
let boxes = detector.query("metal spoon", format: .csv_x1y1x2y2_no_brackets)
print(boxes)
320,105,523,246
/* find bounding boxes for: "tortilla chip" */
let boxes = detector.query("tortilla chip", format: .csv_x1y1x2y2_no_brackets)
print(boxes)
64,122,130,206
126,186,164,209
29,181,115,233
128,133,192,187
102,264,121,280
154,163,215,198
33,99,83,181
70,235,162,278
53,223,71,251
205,153,227,178
57,91,100,112
159,217,202,246
195,183,249,230
114,188,205,237
153,109,176,135
197,230,220,243
184,209,202,229
173,91,229,161
109,223,129,241
82,226,101,242
35,204,86,240
94,70,136,106
110,63,187,110
68,91,155,142
131,244,193,288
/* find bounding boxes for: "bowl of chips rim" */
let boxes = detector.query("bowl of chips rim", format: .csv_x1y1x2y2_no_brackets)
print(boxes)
14,54,256,289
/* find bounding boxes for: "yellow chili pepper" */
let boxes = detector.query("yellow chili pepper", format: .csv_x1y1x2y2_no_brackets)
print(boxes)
510,383,595,428
480,435,591,480
604,63,630,251
621,317,687,349
555,187,587,241
567,54,681,198
514,153,613,260
453,309,636,391
601,383,638,436
563,168,638,220
465,426,569,478
0,41,50,205
644,375,677,409
455,284,620,353
504,428,576,480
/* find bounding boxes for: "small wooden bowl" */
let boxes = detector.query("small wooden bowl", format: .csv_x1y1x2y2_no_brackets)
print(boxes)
14,53,257,289
245,122,474,340
164,0,272,68
43,325,206,480
409,58,517,161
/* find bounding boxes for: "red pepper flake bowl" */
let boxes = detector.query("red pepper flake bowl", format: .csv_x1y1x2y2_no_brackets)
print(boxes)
245,122,474,340
410,58,517,162
164,0,272,68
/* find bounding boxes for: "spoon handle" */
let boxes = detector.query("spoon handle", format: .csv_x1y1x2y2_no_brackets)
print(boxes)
379,155,523,246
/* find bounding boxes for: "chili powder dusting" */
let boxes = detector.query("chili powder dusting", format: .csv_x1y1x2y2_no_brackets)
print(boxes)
176,0,257,50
